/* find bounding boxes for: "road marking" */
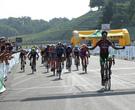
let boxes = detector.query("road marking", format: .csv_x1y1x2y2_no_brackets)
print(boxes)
117,73,135,75
12,77,36,87
8,85,94,91
13,75,27,81
112,67,135,70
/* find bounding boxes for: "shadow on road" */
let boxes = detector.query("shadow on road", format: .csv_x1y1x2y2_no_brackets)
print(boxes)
64,72,70,74
52,78,62,81
72,69,79,71
20,88,135,102
78,72,87,75
1,88,135,102
18,71,24,73
27,73,34,75
47,75,55,77
42,72,48,74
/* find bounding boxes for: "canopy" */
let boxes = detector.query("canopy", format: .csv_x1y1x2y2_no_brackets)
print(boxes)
71,29,131,46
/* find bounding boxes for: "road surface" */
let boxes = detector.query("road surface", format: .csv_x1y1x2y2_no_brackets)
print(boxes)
1,56,135,110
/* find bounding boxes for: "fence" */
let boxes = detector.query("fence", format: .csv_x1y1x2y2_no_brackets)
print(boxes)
110,46,135,60
91,46,135,61
0,53,19,93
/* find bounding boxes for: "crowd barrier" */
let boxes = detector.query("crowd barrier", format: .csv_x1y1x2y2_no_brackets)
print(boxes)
110,46,135,60
91,46,135,61
0,53,19,93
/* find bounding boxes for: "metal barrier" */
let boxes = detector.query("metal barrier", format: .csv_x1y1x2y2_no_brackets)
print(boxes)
110,46,135,60
0,53,19,93
90,46,135,61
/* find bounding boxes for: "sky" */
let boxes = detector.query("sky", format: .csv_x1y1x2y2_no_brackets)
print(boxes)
0,0,90,21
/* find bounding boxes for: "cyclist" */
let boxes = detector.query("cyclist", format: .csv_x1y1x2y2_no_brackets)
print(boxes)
40,47,45,64
19,49,27,71
50,44,57,73
73,45,80,68
56,42,65,77
44,45,50,71
80,44,90,72
89,31,125,86
65,45,72,70
61,44,66,69
28,47,39,72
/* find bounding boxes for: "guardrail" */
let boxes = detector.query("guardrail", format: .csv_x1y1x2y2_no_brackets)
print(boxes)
0,53,19,93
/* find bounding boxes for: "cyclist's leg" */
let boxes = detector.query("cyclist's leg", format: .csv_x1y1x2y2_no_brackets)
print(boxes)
108,61,112,77
81,57,84,71
100,55,105,86
20,59,23,70
56,57,60,72
77,55,80,66
52,55,56,72
33,59,36,71
84,56,87,73
66,57,68,69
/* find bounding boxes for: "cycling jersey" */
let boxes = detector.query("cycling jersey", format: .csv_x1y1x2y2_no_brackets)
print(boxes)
66,47,72,57
96,39,112,56
56,46,64,58
80,47,88,57
74,48,80,56
51,47,57,59
96,39,112,64
45,47,50,57
20,52,26,60
28,51,39,63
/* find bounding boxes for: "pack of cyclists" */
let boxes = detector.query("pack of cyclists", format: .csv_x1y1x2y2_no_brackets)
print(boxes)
19,30,125,87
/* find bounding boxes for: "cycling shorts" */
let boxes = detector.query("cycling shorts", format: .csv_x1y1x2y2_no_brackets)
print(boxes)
100,53,109,65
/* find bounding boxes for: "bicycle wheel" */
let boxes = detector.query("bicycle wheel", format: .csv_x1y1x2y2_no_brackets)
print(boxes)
31,65,34,74
22,61,25,72
31,61,36,74
46,60,49,73
75,57,79,70
57,60,62,79
52,62,56,76
67,58,71,72
58,64,62,79
104,63,111,91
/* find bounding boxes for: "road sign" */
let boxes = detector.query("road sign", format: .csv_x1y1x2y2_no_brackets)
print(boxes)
101,24,110,31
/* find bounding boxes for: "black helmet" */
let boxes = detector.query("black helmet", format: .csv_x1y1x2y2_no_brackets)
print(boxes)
101,31,108,36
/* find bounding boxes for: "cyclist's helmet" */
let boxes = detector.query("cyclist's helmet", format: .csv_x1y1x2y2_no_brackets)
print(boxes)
81,44,87,48
31,47,35,52
67,45,72,48
101,31,108,37
57,42,62,46
75,45,79,49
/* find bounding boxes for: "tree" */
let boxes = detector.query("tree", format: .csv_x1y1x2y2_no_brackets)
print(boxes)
0,25,18,37
128,0,135,24
101,0,114,24
89,0,105,9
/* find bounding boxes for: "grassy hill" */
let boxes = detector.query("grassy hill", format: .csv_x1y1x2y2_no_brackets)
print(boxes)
11,9,135,42
12,10,102,42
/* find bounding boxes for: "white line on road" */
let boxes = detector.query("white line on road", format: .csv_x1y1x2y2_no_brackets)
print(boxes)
8,85,93,91
89,67,135,72
12,77,36,87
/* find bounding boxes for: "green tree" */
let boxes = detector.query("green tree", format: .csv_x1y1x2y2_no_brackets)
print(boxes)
101,0,114,24
128,0,135,24
89,0,105,9
0,25,18,37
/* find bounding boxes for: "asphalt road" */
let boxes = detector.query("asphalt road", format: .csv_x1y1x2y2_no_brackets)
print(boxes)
1,56,135,110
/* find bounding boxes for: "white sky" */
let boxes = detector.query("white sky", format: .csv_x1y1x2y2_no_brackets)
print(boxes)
0,0,90,21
